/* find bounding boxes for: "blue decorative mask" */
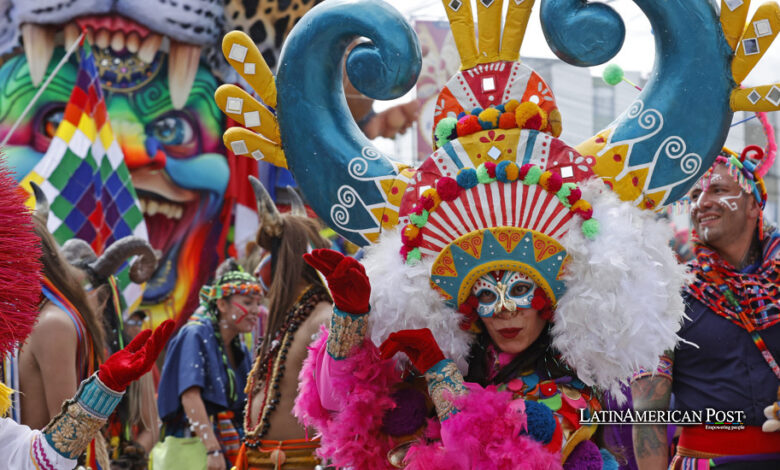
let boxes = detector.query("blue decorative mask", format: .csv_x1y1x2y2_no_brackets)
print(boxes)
471,270,536,318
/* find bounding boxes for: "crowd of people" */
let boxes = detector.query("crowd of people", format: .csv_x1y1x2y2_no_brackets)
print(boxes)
1,1,780,470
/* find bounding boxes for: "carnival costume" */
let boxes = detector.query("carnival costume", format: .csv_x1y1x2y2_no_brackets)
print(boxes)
0,152,175,469
215,0,780,467
232,177,333,469
662,131,780,467
157,267,261,465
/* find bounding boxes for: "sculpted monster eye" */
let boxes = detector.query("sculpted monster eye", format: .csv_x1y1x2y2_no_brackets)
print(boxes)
150,113,194,147
41,107,65,139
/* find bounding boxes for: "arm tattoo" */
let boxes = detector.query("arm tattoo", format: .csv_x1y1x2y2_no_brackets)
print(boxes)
631,375,672,460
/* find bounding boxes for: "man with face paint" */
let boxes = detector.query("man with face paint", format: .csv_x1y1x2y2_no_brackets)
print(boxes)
157,259,262,470
632,151,780,470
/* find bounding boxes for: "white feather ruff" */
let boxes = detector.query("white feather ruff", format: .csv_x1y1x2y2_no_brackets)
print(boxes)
362,229,474,373
553,180,691,400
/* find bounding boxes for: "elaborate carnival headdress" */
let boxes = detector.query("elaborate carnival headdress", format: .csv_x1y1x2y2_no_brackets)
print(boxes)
215,0,780,394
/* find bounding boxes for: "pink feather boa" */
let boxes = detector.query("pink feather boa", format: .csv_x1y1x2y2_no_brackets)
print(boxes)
294,327,561,469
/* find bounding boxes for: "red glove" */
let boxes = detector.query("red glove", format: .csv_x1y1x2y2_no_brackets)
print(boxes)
98,320,175,392
303,249,370,314
379,328,445,374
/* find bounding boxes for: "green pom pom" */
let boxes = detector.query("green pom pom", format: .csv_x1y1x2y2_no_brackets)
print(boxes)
435,117,458,146
409,210,429,228
523,166,543,185
476,164,496,184
406,248,422,265
556,183,576,207
581,218,600,240
602,64,624,86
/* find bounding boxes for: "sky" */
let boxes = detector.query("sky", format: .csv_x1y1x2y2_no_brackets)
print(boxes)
393,0,780,85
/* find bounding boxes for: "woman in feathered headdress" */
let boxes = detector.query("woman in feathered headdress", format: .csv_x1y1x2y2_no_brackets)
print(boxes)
214,0,773,467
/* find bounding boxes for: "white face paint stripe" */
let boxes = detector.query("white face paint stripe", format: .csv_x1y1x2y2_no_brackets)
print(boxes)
718,194,740,211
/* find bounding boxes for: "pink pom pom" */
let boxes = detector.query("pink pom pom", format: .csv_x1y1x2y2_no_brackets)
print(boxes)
567,187,582,205
484,161,497,178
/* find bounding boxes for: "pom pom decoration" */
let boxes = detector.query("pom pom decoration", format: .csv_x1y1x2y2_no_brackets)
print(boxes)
457,168,479,189
471,107,483,116
567,186,582,205
456,114,482,137
421,188,442,211
434,117,458,147
498,112,517,129
539,171,563,193
602,63,624,86
504,99,520,113
515,102,548,131
406,247,422,265
581,219,600,240
563,440,603,470
523,165,543,185
483,161,497,178
436,177,461,201
409,210,429,228
522,400,556,444
0,160,42,359
495,161,513,183
478,108,501,128
476,164,495,184
571,199,593,218
402,225,422,247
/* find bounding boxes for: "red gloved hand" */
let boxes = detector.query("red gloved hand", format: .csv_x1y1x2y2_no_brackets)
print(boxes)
98,320,175,392
303,248,370,314
379,328,445,374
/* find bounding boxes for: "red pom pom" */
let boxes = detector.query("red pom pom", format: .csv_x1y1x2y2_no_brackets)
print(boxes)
436,177,461,201
499,112,516,129
567,187,582,205
456,114,482,136
400,245,411,259
412,204,425,216
420,195,435,211
519,164,534,180
484,161,497,178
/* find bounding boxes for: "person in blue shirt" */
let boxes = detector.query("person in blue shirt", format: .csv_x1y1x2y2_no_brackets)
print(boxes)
158,259,263,470
632,152,780,470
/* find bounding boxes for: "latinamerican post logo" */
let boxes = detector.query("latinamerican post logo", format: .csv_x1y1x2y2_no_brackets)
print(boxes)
579,408,745,430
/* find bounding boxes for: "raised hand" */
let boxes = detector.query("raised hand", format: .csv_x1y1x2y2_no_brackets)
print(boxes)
304,248,371,315
379,328,445,374
98,320,175,392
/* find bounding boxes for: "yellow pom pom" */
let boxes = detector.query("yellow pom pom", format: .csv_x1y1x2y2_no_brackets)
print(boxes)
478,107,501,128
538,171,551,189
515,101,547,131
505,99,521,113
422,188,442,211
549,108,563,137
505,162,519,181
571,199,592,213
403,224,420,240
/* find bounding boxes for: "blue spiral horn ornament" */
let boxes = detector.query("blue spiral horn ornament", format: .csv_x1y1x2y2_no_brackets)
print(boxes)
545,0,735,208
275,0,421,246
